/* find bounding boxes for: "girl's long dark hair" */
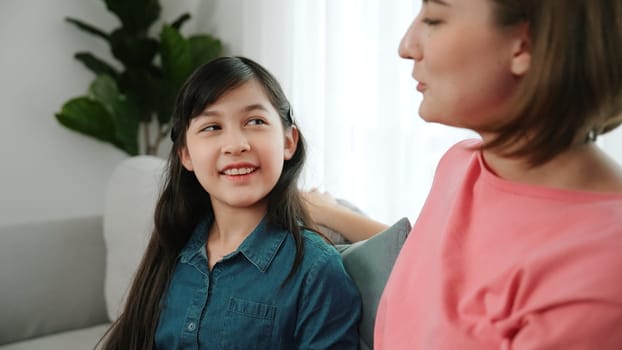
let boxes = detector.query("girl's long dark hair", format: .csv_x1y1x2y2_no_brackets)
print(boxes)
97,56,312,349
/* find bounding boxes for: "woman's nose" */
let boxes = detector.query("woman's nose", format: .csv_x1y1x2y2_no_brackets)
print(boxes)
398,18,422,61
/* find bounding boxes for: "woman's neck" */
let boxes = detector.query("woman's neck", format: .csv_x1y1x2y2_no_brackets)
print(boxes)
481,142,622,193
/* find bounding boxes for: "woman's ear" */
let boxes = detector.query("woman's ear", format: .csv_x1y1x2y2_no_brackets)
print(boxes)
510,23,531,76
283,125,299,160
179,147,194,171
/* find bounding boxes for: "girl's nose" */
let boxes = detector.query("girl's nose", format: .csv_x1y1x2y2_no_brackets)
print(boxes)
398,18,422,61
222,131,251,155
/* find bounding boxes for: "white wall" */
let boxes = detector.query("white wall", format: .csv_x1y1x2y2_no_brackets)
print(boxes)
0,0,202,227
193,0,294,91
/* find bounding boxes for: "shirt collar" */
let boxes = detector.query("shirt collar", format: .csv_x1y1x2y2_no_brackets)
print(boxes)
179,217,210,263
179,214,288,272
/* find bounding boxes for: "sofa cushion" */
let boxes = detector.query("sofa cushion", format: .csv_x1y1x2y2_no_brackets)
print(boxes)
0,324,110,350
336,217,411,350
0,216,108,346
103,156,166,321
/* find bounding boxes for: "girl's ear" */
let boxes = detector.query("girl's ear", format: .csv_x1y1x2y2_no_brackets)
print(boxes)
283,125,299,160
179,147,194,171
510,23,531,76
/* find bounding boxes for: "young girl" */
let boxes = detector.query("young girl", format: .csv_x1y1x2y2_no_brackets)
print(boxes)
307,0,622,348
99,56,361,349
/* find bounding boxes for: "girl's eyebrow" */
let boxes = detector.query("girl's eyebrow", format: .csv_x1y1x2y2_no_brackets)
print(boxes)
199,103,270,117
242,103,270,113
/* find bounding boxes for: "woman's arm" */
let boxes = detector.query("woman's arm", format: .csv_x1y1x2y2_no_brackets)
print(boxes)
302,189,388,242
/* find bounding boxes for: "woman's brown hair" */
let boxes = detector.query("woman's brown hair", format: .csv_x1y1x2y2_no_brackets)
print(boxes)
486,0,622,165
96,56,313,349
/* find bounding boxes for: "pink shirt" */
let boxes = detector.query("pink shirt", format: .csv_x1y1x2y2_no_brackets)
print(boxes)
375,140,622,349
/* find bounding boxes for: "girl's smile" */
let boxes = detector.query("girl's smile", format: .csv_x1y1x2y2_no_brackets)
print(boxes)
220,163,259,180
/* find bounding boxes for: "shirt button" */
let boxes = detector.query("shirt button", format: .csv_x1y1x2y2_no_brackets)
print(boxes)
187,322,196,331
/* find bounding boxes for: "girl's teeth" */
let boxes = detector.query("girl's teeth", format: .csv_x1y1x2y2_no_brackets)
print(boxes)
224,168,253,175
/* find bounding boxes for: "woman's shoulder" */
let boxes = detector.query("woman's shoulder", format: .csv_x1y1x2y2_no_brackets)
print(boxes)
429,138,483,185
442,138,482,160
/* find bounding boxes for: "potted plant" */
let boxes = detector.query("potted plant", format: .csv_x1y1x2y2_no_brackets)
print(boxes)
55,0,222,155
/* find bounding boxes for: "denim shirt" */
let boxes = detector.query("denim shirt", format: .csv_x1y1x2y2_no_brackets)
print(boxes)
155,216,361,350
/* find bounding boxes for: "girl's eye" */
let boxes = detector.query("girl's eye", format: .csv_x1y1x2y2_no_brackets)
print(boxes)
247,118,266,126
200,125,220,132
422,18,442,26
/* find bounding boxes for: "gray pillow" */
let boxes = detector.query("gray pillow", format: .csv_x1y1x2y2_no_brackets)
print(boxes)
337,217,411,350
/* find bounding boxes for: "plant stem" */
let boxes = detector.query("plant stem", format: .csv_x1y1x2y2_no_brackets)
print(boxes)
143,122,156,155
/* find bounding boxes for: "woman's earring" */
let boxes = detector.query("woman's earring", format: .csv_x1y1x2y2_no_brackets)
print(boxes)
585,129,597,143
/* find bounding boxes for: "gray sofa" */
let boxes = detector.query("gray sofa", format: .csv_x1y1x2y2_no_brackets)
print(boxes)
0,216,111,349
0,156,410,350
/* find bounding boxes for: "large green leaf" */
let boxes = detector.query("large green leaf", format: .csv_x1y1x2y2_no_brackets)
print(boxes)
89,75,120,114
104,0,160,35
110,96,140,155
55,97,116,145
160,25,193,86
110,29,159,68
119,69,161,123
65,17,109,41
157,25,195,124
89,75,140,155
189,35,222,68
171,13,191,30
74,52,119,79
